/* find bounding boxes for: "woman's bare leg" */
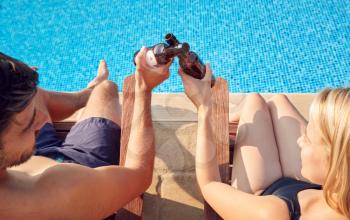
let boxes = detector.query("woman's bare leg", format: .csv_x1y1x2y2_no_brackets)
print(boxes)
267,94,307,181
231,93,283,195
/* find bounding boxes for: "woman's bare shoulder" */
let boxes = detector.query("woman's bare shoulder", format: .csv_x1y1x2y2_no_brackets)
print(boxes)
299,189,347,220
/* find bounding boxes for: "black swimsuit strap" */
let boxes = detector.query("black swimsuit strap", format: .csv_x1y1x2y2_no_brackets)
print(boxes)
261,177,322,220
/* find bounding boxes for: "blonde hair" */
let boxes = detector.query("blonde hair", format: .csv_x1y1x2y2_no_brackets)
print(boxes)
310,87,350,218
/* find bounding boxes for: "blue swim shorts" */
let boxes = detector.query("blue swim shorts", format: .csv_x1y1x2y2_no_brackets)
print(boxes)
34,117,120,168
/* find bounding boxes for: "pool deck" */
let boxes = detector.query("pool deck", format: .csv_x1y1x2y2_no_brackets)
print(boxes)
62,93,316,220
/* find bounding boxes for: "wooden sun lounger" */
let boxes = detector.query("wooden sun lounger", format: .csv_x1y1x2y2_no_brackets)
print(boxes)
203,77,238,220
114,75,144,220
204,121,238,220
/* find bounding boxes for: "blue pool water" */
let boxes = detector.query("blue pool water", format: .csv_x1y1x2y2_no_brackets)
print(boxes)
0,0,349,93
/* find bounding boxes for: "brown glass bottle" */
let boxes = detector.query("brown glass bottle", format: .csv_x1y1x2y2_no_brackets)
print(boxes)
133,43,187,67
133,33,215,87
166,33,215,87
178,46,206,80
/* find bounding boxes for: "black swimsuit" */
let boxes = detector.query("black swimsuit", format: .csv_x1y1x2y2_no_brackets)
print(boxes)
260,177,322,220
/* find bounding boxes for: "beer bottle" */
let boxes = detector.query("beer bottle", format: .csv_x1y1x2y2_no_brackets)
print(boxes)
134,43,187,67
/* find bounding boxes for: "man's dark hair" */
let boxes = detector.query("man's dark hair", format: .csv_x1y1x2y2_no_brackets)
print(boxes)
0,52,38,137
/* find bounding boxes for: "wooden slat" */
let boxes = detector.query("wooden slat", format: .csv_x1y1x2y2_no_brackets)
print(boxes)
53,122,75,141
228,122,238,185
119,75,135,166
204,77,229,220
56,132,68,141
114,75,144,220
212,78,230,184
53,122,75,132
204,121,239,220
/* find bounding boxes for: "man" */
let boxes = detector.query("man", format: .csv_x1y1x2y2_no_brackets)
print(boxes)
0,47,170,219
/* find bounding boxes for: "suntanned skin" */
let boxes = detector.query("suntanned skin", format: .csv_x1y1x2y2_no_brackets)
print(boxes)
180,67,346,220
0,48,170,219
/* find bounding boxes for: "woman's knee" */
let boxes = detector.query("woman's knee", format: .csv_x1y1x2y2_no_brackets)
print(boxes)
267,94,289,105
266,94,293,113
238,93,269,123
243,93,267,109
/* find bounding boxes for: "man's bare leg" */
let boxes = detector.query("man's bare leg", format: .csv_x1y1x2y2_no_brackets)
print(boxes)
77,80,121,126
37,60,110,122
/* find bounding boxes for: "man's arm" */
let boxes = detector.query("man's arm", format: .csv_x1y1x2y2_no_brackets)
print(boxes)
27,48,168,219
30,163,148,219
29,88,155,219
124,86,154,183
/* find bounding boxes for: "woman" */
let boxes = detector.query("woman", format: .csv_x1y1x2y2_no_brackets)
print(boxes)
179,65,349,220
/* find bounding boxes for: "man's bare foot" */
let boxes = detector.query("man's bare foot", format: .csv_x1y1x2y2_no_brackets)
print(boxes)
87,60,109,89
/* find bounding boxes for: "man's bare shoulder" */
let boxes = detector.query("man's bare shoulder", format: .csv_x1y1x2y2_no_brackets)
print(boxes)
9,155,59,175
0,160,144,219
0,162,95,219
6,162,97,193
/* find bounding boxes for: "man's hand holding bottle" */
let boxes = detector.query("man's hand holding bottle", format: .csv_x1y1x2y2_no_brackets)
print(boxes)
134,47,172,92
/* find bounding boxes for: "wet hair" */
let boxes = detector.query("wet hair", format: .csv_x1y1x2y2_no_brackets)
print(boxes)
310,87,350,218
0,52,38,139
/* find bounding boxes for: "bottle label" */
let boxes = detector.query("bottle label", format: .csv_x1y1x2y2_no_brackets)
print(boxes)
146,50,158,67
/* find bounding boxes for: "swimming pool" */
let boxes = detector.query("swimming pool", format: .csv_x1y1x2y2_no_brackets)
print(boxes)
0,0,349,92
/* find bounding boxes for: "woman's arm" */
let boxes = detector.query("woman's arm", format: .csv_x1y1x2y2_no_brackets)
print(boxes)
196,105,221,186
196,101,289,220
179,64,220,188
201,181,289,220
180,66,289,220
